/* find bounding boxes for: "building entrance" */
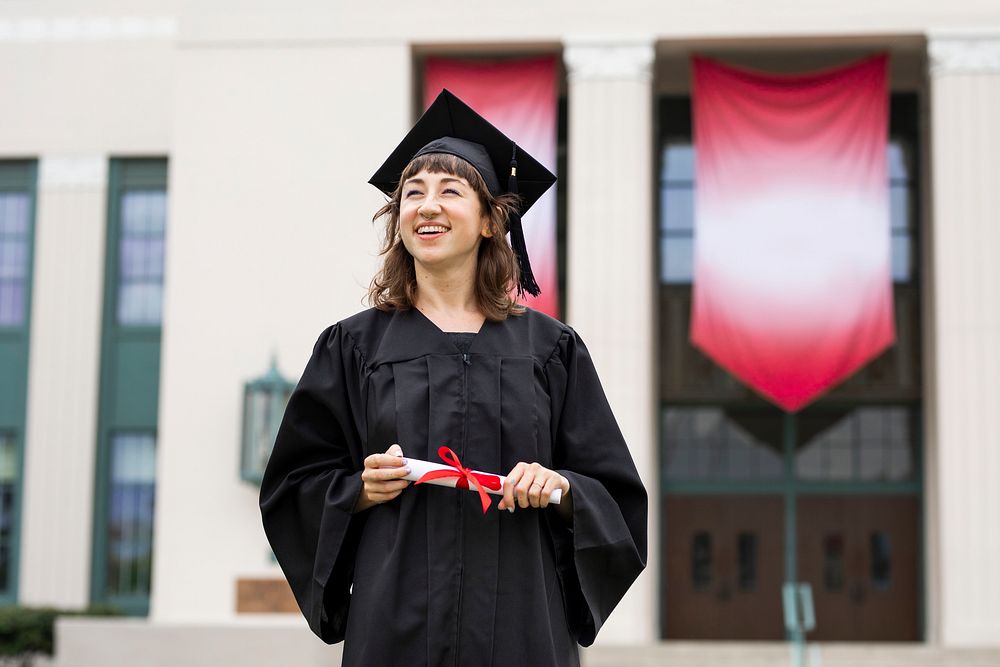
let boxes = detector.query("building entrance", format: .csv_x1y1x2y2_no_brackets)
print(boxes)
663,490,920,640
656,92,923,641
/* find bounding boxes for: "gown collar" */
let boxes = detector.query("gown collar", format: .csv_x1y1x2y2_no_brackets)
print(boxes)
370,307,514,367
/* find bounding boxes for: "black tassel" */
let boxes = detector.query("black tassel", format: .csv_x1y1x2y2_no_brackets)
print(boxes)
507,143,541,298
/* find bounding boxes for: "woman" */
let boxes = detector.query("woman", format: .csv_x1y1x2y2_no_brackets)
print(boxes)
259,89,647,666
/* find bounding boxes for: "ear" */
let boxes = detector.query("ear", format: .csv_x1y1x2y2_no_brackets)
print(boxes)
480,212,496,238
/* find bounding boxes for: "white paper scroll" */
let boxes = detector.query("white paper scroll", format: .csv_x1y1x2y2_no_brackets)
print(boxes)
400,456,562,508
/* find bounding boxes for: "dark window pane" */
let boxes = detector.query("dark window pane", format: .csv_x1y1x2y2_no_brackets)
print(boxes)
824,533,845,592
890,185,909,231
795,407,916,482
0,194,29,236
887,141,909,181
661,236,693,284
796,410,854,480
737,532,756,591
0,192,31,328
663,143,695,182
870,532,892,590
0,282,24,327
663,407,783,481
0,433,17,594
891,235,911,283
121,191,167,235
661,187,694,231
117,283,163,326
0,241,26,279
117,190,167,326
692,532,712,590
106,432,156,598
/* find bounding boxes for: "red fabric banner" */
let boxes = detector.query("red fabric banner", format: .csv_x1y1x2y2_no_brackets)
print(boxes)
424,56,560,319
691,54,894,411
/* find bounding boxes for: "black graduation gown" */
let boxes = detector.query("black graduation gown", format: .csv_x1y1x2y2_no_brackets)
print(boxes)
259,306,647,666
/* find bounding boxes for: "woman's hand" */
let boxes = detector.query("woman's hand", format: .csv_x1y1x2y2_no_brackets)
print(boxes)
498,462,571,515
354,444,411,513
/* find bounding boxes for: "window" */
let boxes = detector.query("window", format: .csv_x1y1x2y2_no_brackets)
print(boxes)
105,432,156,598
0,192,31,327
662,407,783,481
93,159,167,615
737,532,757,591
870,531,892,590
117,191,167,326
0,160,36,603
795,406,917,482
0,433,17,594
691,532,712,590
823,533,845,592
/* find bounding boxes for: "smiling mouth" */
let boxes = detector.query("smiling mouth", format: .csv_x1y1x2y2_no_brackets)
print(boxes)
416,225,450,237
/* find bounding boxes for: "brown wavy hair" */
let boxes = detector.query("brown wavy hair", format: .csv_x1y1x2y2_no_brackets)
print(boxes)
367,152,526,320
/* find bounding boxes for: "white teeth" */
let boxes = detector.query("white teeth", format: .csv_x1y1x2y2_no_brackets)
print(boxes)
418,226,448,234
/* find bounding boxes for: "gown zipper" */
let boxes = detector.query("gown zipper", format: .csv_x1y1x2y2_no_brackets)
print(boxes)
455,352,471,666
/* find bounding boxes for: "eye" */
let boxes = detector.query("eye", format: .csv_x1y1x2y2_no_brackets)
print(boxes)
404,190,422,198
442,188,461,195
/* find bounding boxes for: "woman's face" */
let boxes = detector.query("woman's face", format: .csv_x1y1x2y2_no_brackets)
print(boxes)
398,167,492,273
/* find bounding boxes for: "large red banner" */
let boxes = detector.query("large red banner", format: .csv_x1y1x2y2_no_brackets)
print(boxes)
691,54,894,411
424,56,559,319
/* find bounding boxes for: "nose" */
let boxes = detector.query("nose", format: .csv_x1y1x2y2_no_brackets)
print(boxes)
417,196,441,218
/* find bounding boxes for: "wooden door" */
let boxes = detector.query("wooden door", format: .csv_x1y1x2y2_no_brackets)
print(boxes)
662,496,785,639
796,496,919,640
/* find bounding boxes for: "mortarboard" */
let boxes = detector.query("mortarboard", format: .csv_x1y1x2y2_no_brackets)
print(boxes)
368,89,556,298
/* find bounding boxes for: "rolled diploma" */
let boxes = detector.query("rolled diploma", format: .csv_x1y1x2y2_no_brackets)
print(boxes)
401,457,562,505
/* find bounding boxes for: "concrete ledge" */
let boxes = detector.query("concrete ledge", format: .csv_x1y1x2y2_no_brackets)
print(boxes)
55,620,1000,667
55,618,341,667
583,642,1000,667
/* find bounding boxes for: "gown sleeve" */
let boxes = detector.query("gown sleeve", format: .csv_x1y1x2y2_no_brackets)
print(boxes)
258,323,368,644
543,327,648,646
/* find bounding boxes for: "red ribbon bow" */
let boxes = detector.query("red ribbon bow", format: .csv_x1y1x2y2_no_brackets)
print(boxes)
414,446,501,514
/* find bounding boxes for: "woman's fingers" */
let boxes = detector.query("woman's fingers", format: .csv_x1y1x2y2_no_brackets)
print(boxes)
499,462,526,511
500,464,570,510
516,463,540,509
538,475,560,509
360,444,411,507
365,453,406,469
362,464,411,482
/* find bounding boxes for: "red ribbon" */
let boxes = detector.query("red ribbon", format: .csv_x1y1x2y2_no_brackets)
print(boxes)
414,446,499,513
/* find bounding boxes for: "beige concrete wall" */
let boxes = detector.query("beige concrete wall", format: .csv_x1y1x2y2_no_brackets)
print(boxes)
150,39,409,622
0,10,174,155
20,158,107,608
178,0,999,44
564,37,657,643
927,31,1000,646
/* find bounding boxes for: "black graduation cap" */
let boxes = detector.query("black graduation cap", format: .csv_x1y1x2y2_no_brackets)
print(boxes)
369,89,556,298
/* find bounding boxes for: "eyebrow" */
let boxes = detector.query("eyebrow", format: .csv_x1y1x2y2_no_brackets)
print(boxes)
402,177,468,187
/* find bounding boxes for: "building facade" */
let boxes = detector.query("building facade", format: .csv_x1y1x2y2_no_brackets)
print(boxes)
1,1,999,664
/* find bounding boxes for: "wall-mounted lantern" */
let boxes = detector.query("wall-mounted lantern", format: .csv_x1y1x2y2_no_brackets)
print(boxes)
241,356,294,484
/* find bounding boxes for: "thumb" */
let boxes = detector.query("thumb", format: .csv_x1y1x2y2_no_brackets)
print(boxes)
386,443,403,457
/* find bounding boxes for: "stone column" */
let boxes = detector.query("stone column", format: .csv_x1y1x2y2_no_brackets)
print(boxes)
563,36,657,644
20,156,107,607
926,30,1000,646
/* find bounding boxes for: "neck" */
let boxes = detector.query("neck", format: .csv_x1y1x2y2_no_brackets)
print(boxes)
412,256,486,333
413,255,481,317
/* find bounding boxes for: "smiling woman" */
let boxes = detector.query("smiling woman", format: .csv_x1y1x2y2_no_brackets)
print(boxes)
259,89,647,667
369,152,523,321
